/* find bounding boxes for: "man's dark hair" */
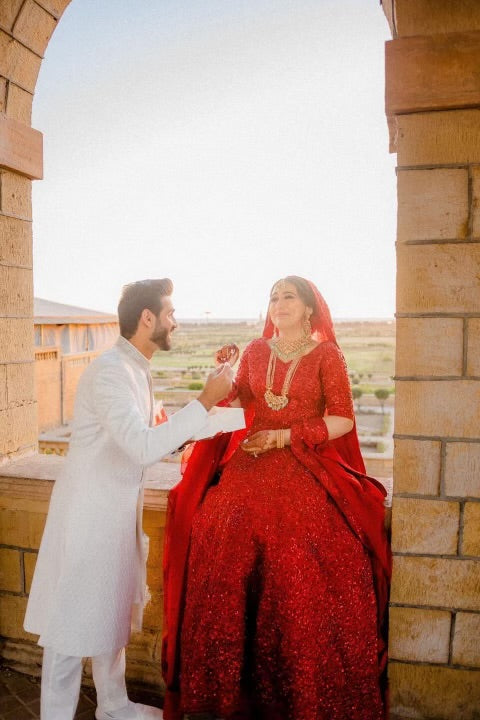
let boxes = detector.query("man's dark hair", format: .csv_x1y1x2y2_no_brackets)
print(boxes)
118,278,173,339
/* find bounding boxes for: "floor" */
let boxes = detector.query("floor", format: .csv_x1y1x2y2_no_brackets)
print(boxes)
0,666,163,719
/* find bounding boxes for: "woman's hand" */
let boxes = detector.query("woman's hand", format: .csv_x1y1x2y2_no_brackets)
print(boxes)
215,343,240,367
241,429,291,456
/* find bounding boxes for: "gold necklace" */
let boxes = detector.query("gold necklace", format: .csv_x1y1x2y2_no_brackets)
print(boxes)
271,335,315,362
264,350,302,411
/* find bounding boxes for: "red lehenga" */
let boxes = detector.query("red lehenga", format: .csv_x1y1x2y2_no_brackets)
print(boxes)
162,286,391,720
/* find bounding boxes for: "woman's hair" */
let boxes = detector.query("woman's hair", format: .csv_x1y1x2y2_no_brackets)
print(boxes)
270,275,316,310
118,278,173,339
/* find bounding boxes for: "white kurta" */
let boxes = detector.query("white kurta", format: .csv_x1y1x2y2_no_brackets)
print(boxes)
24,336,208,657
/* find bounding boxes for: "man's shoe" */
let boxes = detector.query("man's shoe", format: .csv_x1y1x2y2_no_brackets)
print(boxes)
95,701,163,719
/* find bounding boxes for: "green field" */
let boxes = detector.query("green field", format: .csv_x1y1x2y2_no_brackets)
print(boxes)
151,320,396,394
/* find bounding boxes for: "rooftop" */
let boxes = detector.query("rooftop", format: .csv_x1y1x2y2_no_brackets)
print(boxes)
34,298,117,325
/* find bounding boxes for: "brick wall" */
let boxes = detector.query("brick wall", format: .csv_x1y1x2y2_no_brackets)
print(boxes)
0,468,168,692
383,1,480,717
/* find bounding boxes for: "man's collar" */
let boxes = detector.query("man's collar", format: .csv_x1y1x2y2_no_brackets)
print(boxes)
115,336,151,372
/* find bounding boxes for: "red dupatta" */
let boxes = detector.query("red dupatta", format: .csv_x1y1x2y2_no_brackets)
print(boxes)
162,279,391,720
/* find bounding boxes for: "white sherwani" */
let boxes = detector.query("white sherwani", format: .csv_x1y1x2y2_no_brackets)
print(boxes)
24,336,208,657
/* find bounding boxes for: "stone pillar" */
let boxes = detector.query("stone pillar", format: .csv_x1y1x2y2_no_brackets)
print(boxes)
382,2,480,717
0,1,70,460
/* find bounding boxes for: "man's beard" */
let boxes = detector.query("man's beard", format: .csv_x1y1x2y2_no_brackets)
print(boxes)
150,326,171,351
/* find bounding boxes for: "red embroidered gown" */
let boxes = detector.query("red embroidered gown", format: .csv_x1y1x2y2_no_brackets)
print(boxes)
178,338,385,720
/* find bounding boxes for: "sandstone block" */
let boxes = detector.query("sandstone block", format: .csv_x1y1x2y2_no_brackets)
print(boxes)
395,380,480,439
0,170,32,218
0,595,30,640
0,266,33,317
452,612,480,666
13,0,57,56
0,547,22,592
391,497,459,554
397,169,468,242
0,319,34,364
393,0,480,38
127,629,158,663
35,0,72,19
0,113,42,180
23,551,37,594
0,76,6,114
462,502,480,556
143,590,163,632
0,365,7,411
472,166,480,239
7,362,35,406
0,0,24,30
466,319,480,376
5,82,33,124
0,403,37,455
391,556,480,610
445,442,480,498
398,108,480,166
0,215,32,266
0,639,42,677
395,317,463,376
389,606,451,663
0,508,46,549
397,244,480,313
0,31,42,94
386,32,480,115
393,438,441,495
124,657,165,693
143,510,165,538
146,537,164,592
389,661,480,720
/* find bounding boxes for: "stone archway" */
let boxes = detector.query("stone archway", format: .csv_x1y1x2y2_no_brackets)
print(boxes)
0,0,70,459
1,2,480,718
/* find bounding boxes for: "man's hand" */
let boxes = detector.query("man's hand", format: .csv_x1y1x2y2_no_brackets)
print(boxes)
197,363,234,411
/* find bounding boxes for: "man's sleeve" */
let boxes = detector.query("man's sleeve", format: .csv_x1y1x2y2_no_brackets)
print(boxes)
93,364,208,467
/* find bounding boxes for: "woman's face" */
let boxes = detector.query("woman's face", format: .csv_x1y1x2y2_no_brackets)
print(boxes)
268,281,311,334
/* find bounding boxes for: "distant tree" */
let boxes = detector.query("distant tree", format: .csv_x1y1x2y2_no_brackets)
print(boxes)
374,388,390,414
352,377,360,385
368,373,373,380
188,381,204,390
352,387,362,411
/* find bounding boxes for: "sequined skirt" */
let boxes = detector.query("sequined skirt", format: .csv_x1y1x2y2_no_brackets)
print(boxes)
180,447,384,720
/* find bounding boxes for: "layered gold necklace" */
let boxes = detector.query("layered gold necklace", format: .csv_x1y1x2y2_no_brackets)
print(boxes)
264,336,314,410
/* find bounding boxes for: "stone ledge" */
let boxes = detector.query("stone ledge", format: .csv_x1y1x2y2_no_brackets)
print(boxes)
0,453,393,512
0,453,180,511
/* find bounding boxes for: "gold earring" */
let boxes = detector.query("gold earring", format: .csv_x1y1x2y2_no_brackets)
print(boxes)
303,311,312,338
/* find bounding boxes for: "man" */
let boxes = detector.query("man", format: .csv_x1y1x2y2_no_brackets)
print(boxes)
24,279,233,720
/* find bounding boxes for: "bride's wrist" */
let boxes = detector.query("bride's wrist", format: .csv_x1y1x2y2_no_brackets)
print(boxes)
275,429,291,448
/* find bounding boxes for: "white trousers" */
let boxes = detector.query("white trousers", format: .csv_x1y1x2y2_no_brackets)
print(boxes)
41,646,129,720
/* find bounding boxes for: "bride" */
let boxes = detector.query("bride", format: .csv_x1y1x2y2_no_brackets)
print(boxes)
162,276,391,720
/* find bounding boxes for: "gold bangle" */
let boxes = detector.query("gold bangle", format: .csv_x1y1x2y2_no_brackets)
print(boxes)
276,428,285,449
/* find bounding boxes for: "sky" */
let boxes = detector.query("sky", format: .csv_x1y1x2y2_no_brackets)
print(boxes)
32,0,396,320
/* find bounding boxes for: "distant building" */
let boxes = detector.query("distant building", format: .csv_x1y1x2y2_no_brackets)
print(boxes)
34,298,119,431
